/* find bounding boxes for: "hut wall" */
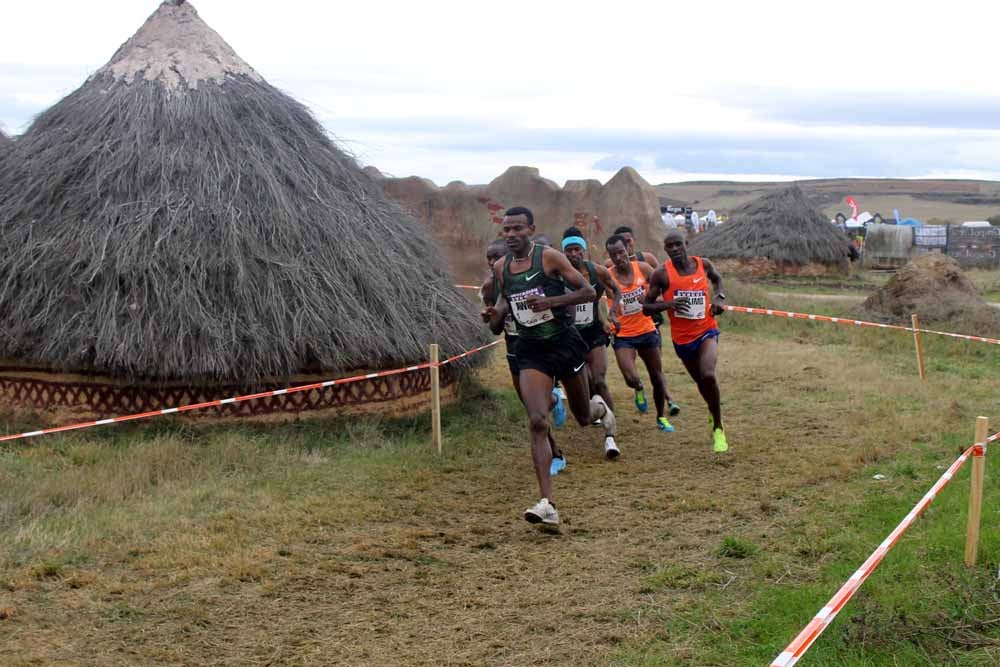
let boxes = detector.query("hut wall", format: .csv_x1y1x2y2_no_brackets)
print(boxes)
863,225,914,268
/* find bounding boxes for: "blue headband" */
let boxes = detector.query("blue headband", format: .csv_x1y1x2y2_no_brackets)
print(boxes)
561,236,587,250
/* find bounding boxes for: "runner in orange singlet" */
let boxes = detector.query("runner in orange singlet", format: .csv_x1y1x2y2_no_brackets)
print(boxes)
644,229,729,452
606,234,676,433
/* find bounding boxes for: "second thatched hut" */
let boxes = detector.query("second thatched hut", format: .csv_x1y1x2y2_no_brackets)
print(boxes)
688,186,852,276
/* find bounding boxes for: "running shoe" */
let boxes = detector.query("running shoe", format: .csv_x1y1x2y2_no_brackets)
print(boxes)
657,417,675,433
593,395,616,436
604,436,620,460
591,418,603,426
668,400,681,416
713,428,729,453
524,498,560,525
550,454,567,476
634,388,648,413
551,388,567,427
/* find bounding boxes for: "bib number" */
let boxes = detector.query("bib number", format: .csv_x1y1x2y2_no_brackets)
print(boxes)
621,286,645,316
574,301,595,326
675,290,706,320
510,288,554,328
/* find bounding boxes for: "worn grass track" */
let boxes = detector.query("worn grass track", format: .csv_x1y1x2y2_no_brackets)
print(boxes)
1,292,998,665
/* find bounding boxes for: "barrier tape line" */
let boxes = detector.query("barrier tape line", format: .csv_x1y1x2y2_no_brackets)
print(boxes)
0,339,504,444
725,305,1000,346
771,430,1000,667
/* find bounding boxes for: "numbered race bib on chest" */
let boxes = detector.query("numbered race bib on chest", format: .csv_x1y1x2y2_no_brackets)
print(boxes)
574,301,595,326
510,287,554,327
621,286,645,316
675,289,706,320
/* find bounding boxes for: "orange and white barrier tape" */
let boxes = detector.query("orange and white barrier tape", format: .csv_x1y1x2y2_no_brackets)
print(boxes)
771,430,1000,667
725,305,1000,346
0,340,503,444
455,284,480,290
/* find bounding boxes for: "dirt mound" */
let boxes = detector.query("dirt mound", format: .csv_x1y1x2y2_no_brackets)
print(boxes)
862,254,1000,332
374,165,666,283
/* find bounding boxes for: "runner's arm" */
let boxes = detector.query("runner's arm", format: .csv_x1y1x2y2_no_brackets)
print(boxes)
481,262,509,334
594,264,621,330
643,267,690,315
641,251,660,267
703,258,726,315
524,248,595,312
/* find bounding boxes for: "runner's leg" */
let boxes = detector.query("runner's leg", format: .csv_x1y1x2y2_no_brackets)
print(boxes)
614,346,643,391
637,345,668,420
519,368,557,501
586,345,614,411
680,337,722,429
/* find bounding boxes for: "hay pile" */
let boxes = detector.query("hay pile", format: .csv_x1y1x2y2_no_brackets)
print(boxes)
862,254,1000,333
688,185,851,275
0,130,11,162
0,0,487,384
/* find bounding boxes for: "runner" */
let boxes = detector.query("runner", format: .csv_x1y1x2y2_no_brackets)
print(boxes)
605,233,677,433
560,228,620,413
643,229,729,453
479,239,567,475
483,207,618,526
605,226,678,415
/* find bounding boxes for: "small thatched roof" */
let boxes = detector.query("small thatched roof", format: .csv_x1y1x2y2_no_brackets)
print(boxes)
688,186,851,266
0,0,486,384
0,130,11,160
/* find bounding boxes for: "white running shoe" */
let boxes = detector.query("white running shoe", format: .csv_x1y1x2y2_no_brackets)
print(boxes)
604,436,620,460
592,395,616,437
524,498,560,525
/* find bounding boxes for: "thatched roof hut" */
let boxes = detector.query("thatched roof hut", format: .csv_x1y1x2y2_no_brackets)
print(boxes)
0,130,11,162
688,186,851,276
0,0,486,419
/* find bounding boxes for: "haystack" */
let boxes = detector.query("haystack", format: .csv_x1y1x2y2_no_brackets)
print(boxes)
862,254,1000,334
688,186,851,276
0,130,11,162
0,0,487,421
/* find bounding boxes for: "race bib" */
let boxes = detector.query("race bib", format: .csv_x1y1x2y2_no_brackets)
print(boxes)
675,289,706,320
510,287,554,327
621,286,645,316
574,301,595,326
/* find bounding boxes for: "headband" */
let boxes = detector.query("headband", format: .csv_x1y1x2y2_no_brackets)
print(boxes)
561,236,587,250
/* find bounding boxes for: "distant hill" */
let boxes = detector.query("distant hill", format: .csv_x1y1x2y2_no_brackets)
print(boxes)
654,179,1000,223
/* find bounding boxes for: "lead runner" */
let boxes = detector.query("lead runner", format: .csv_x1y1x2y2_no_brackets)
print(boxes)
483,207,617,526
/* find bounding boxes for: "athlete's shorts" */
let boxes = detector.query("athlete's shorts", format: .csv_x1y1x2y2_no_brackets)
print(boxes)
612,329,661,351
577,323,610,351
516,328,588,380
504,335,519,376
672,328,720,362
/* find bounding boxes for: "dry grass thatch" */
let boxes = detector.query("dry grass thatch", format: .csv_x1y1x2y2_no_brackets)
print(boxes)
688,185,851,267
862,253,1000,334
0,1,488,385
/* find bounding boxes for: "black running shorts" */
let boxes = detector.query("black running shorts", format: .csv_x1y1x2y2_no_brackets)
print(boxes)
577,322,610,351
516,328,588,380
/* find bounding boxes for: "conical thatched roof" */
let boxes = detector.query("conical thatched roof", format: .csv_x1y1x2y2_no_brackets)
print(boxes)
0,0,486,384
0,130,11,160
688,186,850,266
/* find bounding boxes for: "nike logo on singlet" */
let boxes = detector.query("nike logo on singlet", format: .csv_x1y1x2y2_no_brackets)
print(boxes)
693,277,703,283
525,272,541,281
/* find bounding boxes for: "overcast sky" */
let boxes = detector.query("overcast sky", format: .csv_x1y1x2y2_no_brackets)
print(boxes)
3,0,1000,186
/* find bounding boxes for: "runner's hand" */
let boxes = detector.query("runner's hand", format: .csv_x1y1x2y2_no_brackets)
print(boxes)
524,294,552,312
480,306,497,323
604,312,620,334
669,297,691,314
710,298,725,316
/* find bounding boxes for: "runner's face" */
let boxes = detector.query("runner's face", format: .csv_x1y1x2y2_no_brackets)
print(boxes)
564,244,585,267
608,241,630,271
663,233,687,264
502,215,534,255
486,249,503,269
622,232,635,253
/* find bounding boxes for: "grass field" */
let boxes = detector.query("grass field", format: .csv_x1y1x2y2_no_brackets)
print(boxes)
1,283,998,666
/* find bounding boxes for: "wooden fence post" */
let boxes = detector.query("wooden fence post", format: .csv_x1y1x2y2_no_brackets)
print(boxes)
911,313,927,382
964,416,989,567
430,344,442,454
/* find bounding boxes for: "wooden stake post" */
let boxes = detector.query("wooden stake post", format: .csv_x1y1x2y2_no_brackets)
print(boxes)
911,313,927,382
965,416,989,568
430,344,442,454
